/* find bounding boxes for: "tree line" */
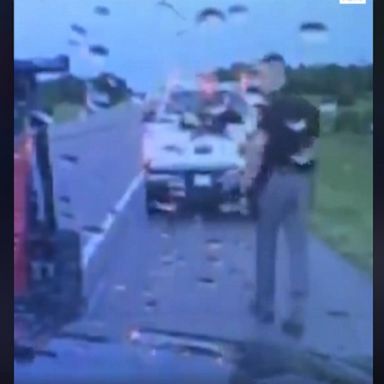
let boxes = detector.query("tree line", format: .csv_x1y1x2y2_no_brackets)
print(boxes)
38,63,372,111
38,73,130,112
215,62,372,105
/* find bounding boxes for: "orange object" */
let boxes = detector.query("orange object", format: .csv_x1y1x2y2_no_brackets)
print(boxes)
14,134,33,296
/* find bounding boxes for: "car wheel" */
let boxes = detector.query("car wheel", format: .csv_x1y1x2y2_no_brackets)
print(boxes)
146,203,157,216
53,230,85,322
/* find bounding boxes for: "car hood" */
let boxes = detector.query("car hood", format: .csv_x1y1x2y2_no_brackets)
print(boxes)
15,324,234,384
15,340,232,384
15,318,372,384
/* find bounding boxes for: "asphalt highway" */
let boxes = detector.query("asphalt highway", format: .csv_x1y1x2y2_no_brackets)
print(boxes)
46,102,372,359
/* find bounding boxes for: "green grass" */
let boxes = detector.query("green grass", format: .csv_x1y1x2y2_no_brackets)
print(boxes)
302,93,372,114
311,132,373,274
301,93,373,273
53,103,83,123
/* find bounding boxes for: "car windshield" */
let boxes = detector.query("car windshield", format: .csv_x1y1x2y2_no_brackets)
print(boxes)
14,1,373,383
165,90,247,117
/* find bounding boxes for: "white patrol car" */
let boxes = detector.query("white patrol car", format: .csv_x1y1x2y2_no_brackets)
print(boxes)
143,84,266,214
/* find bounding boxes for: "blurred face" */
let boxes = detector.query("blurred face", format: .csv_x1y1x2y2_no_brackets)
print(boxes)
198,74,218,99
249,71,261,87
257,61,286,94
239,72,250,92
256,62,274,94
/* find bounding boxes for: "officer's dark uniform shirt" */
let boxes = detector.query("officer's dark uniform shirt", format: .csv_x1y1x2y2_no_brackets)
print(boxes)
260,89,320,171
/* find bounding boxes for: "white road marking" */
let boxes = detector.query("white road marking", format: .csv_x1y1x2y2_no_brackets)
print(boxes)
87,280,107,314
81,171,145,269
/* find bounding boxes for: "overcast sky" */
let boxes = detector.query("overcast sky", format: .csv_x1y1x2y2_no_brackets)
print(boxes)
15,0,373,91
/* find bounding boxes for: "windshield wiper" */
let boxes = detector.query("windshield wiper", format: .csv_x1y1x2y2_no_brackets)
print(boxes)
134,328,371,383
136,327,241,345
54,331,109,344
14,343,57,363
130,327,243,362
156,342,223,360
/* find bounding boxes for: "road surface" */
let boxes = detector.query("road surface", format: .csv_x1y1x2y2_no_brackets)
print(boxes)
48,102,372,363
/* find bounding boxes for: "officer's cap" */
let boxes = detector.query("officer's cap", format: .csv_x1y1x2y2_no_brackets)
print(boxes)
261,53,286,65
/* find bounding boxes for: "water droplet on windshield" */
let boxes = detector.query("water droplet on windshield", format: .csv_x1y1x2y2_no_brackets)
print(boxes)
68,39,81,47
176,29,187,37
299,21,329,44
94,5,110,16
228,4,248,15
60,154,79,165
207,253,221,264
157,0,186,20
70,24,87,36
128,329,141,342
228,265,238,275
196,7,226,26
176,254,186,265
60,211,74,219
59,195,71,203
227,4,249,24
197,277,215,286
206,238,223,251
145,298,158,310
89,44,109,57
110,208,119,215
160,253,174,266
326,310,350,318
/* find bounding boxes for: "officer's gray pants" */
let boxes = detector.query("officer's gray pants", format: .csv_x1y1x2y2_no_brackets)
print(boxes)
255,169,312,318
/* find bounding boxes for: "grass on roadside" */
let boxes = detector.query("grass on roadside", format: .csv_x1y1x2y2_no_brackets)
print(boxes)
311,132,372,274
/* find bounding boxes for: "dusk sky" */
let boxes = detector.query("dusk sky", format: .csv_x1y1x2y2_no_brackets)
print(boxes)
15,0,373,91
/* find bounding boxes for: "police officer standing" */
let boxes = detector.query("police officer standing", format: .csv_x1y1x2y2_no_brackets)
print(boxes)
249,53,320,337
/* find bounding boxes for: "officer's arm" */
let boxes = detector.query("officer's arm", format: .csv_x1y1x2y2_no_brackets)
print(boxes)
292,104,320,165
241,128,269,193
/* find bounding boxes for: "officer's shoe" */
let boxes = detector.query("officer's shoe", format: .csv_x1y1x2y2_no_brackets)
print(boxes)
249,300,274,324
282,296,307,338
281,319,304,338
